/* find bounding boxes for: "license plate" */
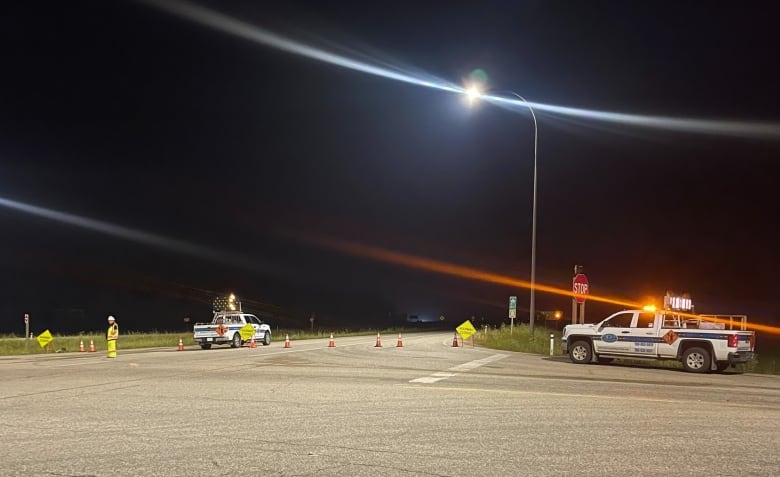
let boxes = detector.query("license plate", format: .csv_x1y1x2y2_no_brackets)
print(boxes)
206,338,213,342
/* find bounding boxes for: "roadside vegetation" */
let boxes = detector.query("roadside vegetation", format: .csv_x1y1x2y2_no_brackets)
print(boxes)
0,327,402,356
2,325,777,375
472,323,563,355
0,331,198,356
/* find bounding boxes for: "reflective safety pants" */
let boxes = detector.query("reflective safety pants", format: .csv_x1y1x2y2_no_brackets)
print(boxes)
107,339,117,358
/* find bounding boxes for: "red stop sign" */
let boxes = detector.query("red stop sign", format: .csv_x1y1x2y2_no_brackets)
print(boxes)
573,274,589,304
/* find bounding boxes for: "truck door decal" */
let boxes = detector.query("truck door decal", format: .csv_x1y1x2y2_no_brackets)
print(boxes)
663,330,679,345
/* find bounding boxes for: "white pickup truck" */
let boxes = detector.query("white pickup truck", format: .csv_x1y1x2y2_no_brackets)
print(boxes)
561,309,756,373
193,312,272,350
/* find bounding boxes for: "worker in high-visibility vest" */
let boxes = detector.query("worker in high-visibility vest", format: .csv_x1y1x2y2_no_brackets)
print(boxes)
106,315,119,358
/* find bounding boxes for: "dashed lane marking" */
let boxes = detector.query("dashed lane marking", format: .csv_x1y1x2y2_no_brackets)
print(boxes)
410,354,507,384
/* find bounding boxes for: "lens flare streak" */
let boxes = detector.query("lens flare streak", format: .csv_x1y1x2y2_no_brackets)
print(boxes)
3,194,778,335
0,196,248,269
485,95,780,139
301,235,639,309
140,0,780,140
297,234,780,335
138,0,460,94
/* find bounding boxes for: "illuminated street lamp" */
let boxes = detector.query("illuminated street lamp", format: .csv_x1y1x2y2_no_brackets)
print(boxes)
466,85,540,336
466,85,482,106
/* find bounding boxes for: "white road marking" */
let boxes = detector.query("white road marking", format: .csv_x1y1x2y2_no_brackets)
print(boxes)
447,354,507,372
410,354,507,384
410,372,457,384
410,376,449,384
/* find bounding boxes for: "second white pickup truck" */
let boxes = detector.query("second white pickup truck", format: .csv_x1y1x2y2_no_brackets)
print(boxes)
193,311,272,350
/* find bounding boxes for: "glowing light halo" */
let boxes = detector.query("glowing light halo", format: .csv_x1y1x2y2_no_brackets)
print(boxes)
139,0,780,140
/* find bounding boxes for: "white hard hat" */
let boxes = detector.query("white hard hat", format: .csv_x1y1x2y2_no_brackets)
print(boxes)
107,315,115,321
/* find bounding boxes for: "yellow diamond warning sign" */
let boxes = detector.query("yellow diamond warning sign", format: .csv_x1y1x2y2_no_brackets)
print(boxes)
36,329,54,348
456,320,477,340
239,323,255,341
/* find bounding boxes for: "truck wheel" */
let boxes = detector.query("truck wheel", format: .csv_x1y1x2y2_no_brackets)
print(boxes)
569,340,592,364
200,343,212,350
262,332,271,346
715,362,730,373
231,333,242,348
682,347,710,373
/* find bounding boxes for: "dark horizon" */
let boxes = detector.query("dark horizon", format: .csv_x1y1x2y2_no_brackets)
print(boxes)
2,0,779,336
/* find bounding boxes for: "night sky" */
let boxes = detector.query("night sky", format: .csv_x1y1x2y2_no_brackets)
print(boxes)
2,0,779,334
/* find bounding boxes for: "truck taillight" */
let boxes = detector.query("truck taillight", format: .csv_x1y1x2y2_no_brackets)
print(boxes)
727,334,739,348
750,333,756,350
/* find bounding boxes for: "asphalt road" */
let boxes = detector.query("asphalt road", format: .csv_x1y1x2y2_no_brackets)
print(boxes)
2,331,778,476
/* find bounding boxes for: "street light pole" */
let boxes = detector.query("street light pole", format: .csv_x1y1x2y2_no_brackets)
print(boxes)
507,92,539,337
464,86,539,336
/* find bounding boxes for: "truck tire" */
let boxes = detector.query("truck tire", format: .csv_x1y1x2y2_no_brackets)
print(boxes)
200,342,212,350
682,347,710,373
569,340,592,364
262,332,271,346
715,362,730,373
231,333,242,348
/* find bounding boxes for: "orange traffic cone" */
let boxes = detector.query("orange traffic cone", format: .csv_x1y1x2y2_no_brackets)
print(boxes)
79,340,85,352
249,337,256,348
396,333,403,347
375,332,382,347
284,334,291,348
452,333,459,347
178,338,184,351
328,333,335,348
89,340,96,352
